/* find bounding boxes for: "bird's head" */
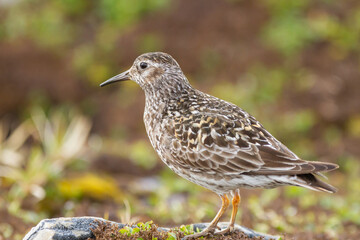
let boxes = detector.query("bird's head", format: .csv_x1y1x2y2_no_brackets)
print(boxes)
100,52,190,94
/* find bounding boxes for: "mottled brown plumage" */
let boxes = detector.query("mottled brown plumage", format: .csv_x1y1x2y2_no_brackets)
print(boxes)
100,52,338,239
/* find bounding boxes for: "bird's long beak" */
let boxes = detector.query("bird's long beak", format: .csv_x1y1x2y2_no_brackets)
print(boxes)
100,70,130,87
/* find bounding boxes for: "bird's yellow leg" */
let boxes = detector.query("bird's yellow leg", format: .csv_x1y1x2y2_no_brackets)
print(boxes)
207,194,230,228
183,194,230,239
217,190,241,235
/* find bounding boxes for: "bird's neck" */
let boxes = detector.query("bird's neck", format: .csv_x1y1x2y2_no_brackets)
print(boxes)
143,77,193,108
144,85,195,121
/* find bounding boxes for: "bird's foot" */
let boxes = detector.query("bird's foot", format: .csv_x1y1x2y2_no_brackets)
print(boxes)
182,225,217,239
215,224,234,235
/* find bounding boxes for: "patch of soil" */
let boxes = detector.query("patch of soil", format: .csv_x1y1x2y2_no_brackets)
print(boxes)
89,220,266,240
0,41,85,116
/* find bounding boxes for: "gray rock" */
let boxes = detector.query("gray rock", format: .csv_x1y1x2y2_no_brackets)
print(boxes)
23,217,280,240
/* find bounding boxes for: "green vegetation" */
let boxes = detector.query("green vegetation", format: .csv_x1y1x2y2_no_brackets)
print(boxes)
90,220,267,240
89,220,191,240
0,108,91,222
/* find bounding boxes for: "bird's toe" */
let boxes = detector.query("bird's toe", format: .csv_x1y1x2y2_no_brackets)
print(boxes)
216,225,235,235
182,225,217,239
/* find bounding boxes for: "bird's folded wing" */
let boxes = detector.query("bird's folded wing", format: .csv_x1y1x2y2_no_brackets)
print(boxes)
164,113,335,175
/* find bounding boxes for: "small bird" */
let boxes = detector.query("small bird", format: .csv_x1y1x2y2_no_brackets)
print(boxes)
100,52,338,239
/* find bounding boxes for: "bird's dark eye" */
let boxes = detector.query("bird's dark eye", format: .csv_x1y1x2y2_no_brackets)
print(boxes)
140,62,148,69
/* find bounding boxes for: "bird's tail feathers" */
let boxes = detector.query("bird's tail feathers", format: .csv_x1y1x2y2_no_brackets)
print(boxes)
291,173,337,193
311,161,339,173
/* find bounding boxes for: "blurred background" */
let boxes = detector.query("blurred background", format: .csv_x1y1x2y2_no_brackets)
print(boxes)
0,0,359,239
